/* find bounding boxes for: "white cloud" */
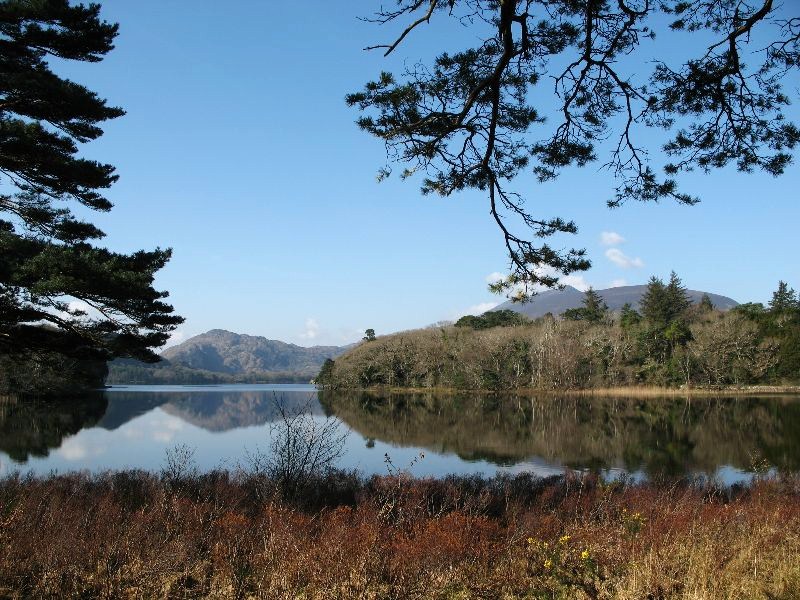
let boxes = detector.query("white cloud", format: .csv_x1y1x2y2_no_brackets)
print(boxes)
605,248,644,269
161,329,186,349
485,272,506,285
299,317,320,340
57,437,106,461
58,439,87,461
164,417,183,431
600,231,625,246
66,300,103,320
487,267,592,295
152,430,176,443
453,301,500,319
560,274,590,292
121,426,144,440
609,278,628,288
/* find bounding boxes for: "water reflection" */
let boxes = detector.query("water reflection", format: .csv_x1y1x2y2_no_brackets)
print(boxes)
1,386,799,481
0,393,107,463
321,390,800,478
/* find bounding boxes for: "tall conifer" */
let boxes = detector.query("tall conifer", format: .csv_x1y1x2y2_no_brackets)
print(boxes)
0,1,182,373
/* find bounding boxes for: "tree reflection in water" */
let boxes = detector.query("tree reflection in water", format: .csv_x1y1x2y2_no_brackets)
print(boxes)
320,391,800,478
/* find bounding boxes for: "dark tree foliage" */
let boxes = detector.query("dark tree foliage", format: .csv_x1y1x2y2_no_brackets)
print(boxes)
315,358,336,386
348,0,799,299
619,302,641,329
640,272,690,327
640,276,669,325
769,280,799,312
0,1,182,374
363,328,377,341
734,281,800,381
455,308,529,329
698,293,714,312
637,272,692,365
563,287,608,322
664,271,691,318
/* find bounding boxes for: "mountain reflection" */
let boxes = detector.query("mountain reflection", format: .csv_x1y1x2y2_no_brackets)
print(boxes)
97,389,323,432
3,387,800,479
320,391,800,477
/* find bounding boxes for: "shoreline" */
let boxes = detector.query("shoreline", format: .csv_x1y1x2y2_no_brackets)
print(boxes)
321,383,800,397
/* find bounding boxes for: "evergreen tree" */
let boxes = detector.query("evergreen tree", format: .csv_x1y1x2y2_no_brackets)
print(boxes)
564,287,607,323
0,1,182,376
582,288,608,323
698,294,714,312
769,281,798,313
349,1,799,299
640,277,669,326
619,303,641,329
664,271,691,321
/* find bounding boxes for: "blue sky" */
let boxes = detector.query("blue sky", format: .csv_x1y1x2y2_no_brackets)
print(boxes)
59,1,799,347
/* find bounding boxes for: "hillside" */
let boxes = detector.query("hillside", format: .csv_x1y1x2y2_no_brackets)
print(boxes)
106,330,350,385
160,329,348,375
494,284,738,319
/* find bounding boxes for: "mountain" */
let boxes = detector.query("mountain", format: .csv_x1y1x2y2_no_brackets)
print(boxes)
494,285,739,319
160,329,348,376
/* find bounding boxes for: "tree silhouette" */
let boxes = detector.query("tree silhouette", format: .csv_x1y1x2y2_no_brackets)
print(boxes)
349,0,798,299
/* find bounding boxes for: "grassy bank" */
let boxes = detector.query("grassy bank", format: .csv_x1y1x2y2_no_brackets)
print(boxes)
563,384,800,397
1,470,799,598
334,384,800,397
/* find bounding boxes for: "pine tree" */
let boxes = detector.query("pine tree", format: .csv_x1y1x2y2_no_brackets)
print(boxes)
582,288,608,323
698,294,714,312
619,303,641,329
563,288,608,323
664,271,691,321
769,281,798,313
0,1,182,382
640,277,668,326
349,1,799,299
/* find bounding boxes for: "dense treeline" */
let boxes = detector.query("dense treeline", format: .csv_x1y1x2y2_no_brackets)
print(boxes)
105,359,311,385
0,352,107,396
319,276,800,390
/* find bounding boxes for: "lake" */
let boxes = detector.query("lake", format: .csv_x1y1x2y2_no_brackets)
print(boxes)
2,384,799,484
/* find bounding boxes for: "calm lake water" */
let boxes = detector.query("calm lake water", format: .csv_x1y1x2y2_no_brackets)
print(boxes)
2,384,800,484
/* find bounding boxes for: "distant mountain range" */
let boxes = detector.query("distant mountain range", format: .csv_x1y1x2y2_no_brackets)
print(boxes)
161,329,348,375
106,285,740,385
106,330,350,384
494,284,739,319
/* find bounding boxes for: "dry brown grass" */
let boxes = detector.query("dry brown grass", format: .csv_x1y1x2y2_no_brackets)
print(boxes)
561,385,800,397
1,471,799,599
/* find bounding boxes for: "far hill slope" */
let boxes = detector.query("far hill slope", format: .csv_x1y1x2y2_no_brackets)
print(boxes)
160,329,348,375
494,285,738,319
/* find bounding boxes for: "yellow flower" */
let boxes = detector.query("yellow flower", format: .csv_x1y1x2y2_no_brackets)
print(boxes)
558,535,571,544
581,549,590,560
544,559,553,569
526,537,535,546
